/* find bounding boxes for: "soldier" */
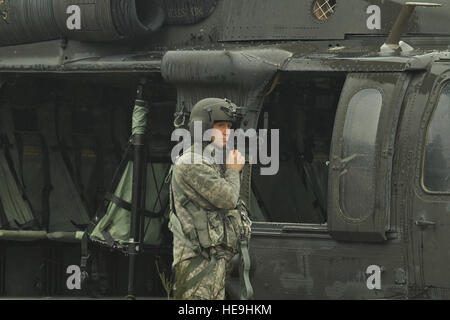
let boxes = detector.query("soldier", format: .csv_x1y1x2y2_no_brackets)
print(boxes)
168,98,252,300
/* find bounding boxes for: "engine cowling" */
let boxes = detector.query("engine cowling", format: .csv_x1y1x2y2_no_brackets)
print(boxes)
0,0,217,46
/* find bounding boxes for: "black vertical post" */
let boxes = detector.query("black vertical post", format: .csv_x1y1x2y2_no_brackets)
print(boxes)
126,78,148,299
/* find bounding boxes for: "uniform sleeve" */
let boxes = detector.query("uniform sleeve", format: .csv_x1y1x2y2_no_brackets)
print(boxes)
179,163,241,210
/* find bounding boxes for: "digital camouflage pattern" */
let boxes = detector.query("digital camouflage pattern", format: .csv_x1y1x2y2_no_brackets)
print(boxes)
175,250,235,300
170,143,245,300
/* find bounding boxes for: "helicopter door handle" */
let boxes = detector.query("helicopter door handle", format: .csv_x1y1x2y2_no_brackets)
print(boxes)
415,216,436,228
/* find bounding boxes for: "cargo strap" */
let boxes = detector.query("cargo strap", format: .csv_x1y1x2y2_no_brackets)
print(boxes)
13,133,26,193
101,229,116,247
8,134,26,199
0,196,9,229
80,141,132,279
239,239,254,300
80,132,169,278
0,134,40,230
104,192,165,219
80,220,97,282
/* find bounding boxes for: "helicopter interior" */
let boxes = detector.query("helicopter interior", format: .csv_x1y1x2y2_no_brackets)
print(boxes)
0,71,348,233
0,76,174,241
250,72,346,224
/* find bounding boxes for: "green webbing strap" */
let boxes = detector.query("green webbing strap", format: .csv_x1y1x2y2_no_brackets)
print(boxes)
105,192,133,211
104,192,166,219
13,133,25,191
2,134,38,228
131,101,149,136
239,239,254,300
164,165,173,185
101,230,116,247
96,144,132,221
79,144,132,280
80,220,98,282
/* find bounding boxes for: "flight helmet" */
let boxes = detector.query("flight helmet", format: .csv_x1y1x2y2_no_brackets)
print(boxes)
188,98,240,136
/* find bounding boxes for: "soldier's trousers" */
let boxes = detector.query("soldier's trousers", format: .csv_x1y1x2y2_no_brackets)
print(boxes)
175,252,234,300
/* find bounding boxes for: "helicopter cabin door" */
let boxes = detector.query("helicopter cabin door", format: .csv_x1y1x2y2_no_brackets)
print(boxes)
328,72,410,242
400,63,450,294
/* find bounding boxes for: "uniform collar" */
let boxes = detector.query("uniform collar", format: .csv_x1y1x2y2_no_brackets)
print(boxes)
190,141,227,165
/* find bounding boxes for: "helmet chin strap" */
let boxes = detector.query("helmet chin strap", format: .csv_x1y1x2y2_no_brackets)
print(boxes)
211,139,226,149
207,141,228,165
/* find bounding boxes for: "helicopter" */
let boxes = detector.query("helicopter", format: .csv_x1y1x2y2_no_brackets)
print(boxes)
0,0,449,300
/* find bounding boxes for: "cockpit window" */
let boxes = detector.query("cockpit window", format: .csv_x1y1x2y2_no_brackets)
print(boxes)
423,82,450,193
339,88,382,220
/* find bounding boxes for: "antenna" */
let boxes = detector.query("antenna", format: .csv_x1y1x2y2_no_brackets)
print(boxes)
381,2,441,53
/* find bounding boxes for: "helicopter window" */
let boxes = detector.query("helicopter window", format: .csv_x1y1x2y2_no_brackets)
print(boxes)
251,74,345,224
423,82,450,193
339,88,382,221
312,0,336,21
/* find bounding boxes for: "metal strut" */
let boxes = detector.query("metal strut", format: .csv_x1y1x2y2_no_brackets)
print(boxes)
381,2,441,53
126,78,149,300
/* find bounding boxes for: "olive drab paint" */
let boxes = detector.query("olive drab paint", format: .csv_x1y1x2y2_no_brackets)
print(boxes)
0,0,450,300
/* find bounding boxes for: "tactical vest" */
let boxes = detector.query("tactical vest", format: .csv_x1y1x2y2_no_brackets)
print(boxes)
168,145,251,256
168,144,254,300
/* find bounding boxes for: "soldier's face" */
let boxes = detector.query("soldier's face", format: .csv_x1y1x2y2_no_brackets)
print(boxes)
211,121,233,147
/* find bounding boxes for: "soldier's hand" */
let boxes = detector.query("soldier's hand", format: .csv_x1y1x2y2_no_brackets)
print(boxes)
226,150,245,172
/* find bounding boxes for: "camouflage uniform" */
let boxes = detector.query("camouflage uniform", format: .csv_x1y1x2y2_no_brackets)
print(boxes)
169,143,247,300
